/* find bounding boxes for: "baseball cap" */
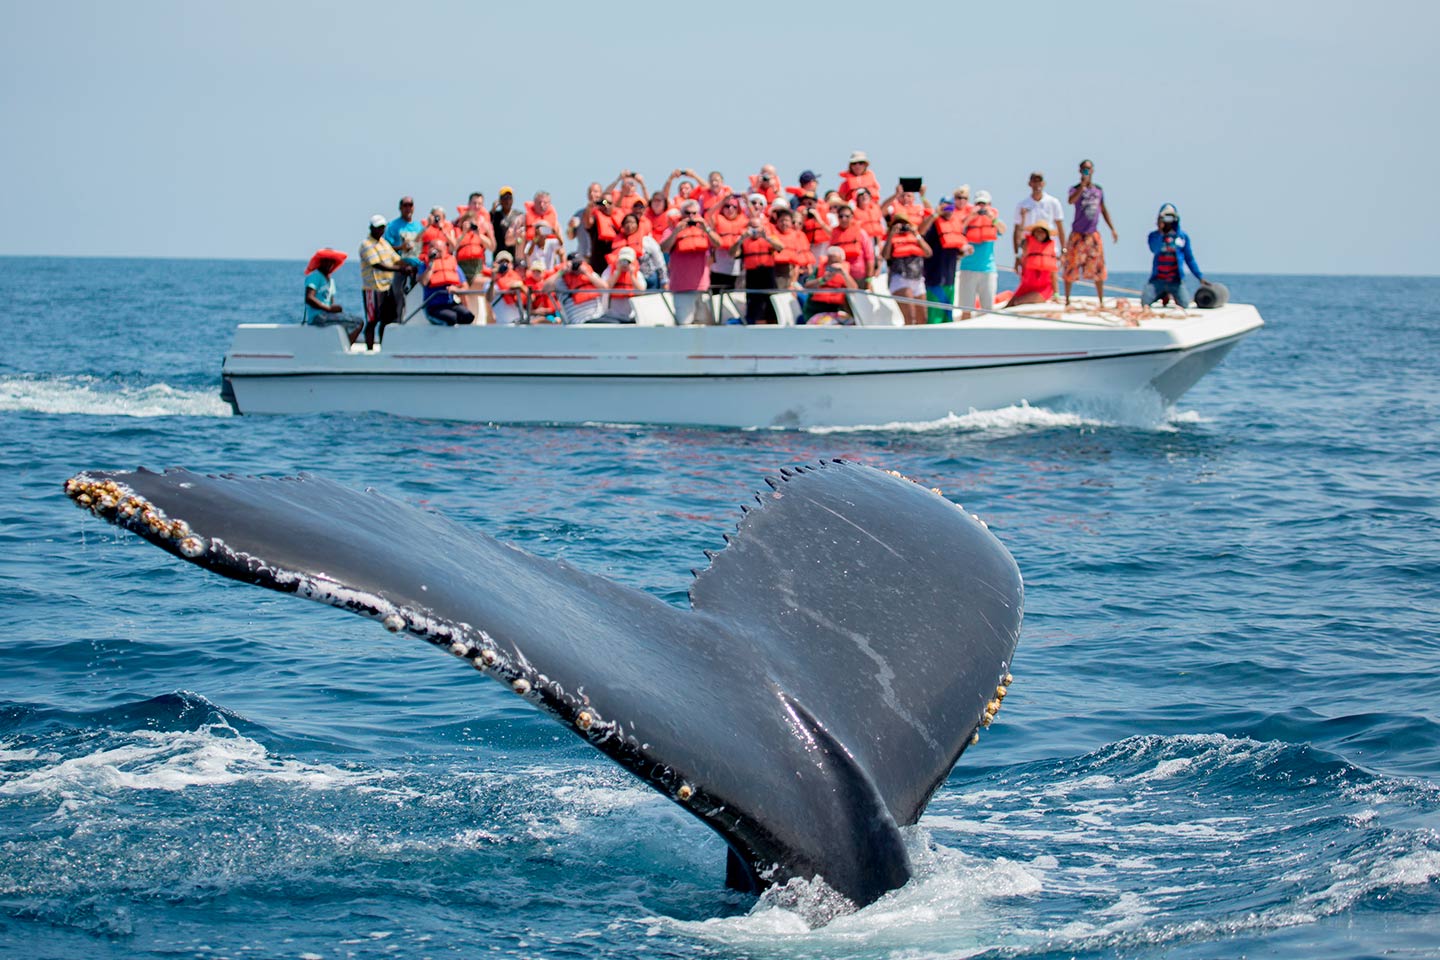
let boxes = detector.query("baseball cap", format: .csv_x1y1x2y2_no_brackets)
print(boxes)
975,190,992,204
617,246,637,262
499,186,514,196
799,169,817,183
369,214,387,228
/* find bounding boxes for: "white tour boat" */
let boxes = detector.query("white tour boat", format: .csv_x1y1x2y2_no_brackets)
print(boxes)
220,289,1262,429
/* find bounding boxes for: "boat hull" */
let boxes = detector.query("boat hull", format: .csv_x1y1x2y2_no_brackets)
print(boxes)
222,303,1262,429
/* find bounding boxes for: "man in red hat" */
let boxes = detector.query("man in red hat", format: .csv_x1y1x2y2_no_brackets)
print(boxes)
303,248,362,343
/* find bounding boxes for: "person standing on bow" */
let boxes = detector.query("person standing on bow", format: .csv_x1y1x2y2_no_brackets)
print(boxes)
956,192,1006,319
1013,172,1066,275
1009,221,1059,307
1064,160,1118,308
1142,203,1208,309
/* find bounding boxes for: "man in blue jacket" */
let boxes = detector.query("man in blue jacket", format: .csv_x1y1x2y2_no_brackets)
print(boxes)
1143,203,1210,308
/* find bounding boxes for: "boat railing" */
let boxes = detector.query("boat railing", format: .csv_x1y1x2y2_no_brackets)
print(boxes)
416,280,1155,329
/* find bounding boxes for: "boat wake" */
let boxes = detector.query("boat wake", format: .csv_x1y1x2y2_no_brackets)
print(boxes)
803,393,1209,437
0,375,232,417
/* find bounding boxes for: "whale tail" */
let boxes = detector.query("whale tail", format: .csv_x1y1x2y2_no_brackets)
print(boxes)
64,460,1022,907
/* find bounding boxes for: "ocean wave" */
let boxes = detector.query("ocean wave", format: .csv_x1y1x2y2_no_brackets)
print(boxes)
0,374,232,417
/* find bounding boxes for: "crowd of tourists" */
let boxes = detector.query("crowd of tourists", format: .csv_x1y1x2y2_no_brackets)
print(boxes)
300,153,1207,347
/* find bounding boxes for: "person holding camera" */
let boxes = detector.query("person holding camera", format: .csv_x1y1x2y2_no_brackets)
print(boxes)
1142,203,1208,309
490,187,525,261
770,205,812,291
957,191,1007,319
802,247,859,323
660,200,720,325
418,241,475,326
454,214,495,286
544,253,606,324
748,164,782,204
729,213,784,324
581,194,618,272
879,211,933,325
485,251,526,325
826,203,877,284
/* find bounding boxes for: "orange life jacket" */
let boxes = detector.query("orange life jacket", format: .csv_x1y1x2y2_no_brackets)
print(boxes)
740,232,777,268
455,230,489,261
523,203,559,242
425,254,461,288
886,231,925,260
892,201,929,227
774,227,811,268
592,209,618,242
525,272,560,314
561,269,602,304
671,223,710,254
644,206,676,240
800,211,831,246
711,211,749,253
748,174,781,202
854,203,885,239
837,169,880,202
811,268,851,305
828,224,867,266
492,270,525,305
608,266,642,301
964,207,999,243
935,214,970,251
420,223,454,258
606,231,647,268
1023,236,1058,274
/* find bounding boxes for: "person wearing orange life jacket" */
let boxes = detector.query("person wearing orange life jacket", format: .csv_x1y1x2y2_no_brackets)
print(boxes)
543,252,607,324
748,164,782,204
880,210,934,326
523,191,560,243
419,240,475,326
454,214,495,283
837,150,881,203
523,261,562,323
603,169,649,219
881,184,931,232
486,251,527,326
852,188,886,242
956,190,1008,319
707,195,749,293
692,170,732,217
419,207,457,264
581,193,619,272
920,201,975,323
598,246,647,323
729,213,784,325
826,203,877,283
796,192,832,265
1009,221,1060,307
770,204,813,290
523,222,565,273
950,185,975,227
785,170,821,201
643,192,678,246
802,247,859,323
661,199,720,325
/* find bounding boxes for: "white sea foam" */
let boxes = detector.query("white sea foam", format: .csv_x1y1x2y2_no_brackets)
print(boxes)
0,374,232,417
803,396,1205,436
0,721,396,806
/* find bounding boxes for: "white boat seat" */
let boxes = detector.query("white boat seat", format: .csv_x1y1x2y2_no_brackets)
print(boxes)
631,293,675,326
770,293,802,327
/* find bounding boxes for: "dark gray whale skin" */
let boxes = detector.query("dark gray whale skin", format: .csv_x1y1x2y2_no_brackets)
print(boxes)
63,459,1022,908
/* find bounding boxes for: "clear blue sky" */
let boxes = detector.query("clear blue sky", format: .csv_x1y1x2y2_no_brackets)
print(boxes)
2,0,1433,275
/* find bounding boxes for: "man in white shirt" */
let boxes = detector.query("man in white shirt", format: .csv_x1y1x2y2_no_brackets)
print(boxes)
1013,171,1066,261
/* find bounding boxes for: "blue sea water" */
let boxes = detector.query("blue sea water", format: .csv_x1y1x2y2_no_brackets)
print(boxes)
1,258,1438,959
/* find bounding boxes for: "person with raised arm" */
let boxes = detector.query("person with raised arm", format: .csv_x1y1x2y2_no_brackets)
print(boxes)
660,199,720,325
956,191,1006,320
1063,159,1118,307
879,211,933,326
730,212,784,324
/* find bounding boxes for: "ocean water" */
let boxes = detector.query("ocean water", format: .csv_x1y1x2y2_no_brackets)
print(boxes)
1,258,1438,959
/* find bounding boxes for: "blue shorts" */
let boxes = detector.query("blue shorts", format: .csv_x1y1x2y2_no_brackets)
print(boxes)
1142,280,1190,307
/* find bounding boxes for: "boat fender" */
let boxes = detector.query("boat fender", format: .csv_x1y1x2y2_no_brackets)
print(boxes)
1193,281,1229,309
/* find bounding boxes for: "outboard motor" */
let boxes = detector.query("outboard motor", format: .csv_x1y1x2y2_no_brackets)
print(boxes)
1193,281,1229,309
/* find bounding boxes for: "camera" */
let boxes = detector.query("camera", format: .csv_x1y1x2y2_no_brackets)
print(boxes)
497,262,510,274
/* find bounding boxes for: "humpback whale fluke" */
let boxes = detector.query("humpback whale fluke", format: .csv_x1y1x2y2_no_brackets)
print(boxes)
63,460,1023,908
